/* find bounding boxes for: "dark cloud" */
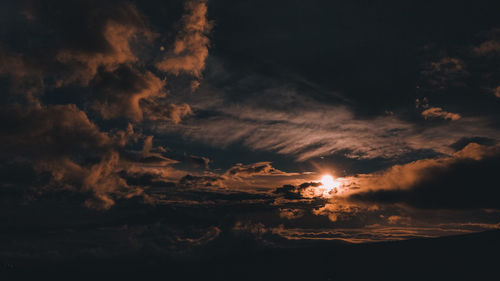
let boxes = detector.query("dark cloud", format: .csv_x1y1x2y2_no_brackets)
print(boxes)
90,65,165,121
178,174,224,188
0,104,141,209
450,137,497,151
188,155,210,169
350,144,500,210
0,0,213,210
225,162,284,178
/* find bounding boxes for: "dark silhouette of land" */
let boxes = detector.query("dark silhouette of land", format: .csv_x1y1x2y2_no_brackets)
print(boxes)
2,229,499,280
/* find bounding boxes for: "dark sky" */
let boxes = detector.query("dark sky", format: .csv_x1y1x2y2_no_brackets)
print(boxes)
0,0,500,271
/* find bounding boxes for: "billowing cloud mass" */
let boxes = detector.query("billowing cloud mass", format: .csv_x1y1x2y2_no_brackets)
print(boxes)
156,0,211,78
92,67,166,121
0,104,139,209
0,0,212,209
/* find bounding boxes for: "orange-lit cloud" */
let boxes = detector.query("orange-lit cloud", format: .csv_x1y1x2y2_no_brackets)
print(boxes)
93,68,166,122
54,5,156,86
473,40,500,55
421,107,461,121
0,104,141,209
156,0,212,78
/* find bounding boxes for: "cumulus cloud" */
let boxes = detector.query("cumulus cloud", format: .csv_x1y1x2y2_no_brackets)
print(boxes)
24,1,157,86
0,104,140,209
5,0,198,125
55,19,154,86
0,0,216,210
421,107,461,121
156,0,212,78
91,66,166,121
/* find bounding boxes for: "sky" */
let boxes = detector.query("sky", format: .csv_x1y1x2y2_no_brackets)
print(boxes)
1,0,500,261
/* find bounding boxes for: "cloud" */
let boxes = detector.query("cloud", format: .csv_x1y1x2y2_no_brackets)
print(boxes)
178,174,225,188
473,40,500,55
349,143,500,210
312,202,361,222
493,86,500,98
6,0,196,125
225,162,287,178
0,48,43,104
0,0,217,211
420,57,468,88
160,89,498,161
91,66,166,121
279,208,305,219
0,104,141,209
24,1,156,86
156,0,212,78
55,19,154,86
188,155,210,169
0,48,40,79
141,101,193,123
421,107,461,121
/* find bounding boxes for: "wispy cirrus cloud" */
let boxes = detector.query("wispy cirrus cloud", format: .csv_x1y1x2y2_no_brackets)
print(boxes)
157,81,499,161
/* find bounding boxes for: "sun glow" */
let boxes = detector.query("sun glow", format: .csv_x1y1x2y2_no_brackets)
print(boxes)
321,175,337,189
314,174,341,197
300,174,344,198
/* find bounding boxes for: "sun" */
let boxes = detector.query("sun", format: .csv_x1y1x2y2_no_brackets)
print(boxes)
320,174,341,192
320,175,336,188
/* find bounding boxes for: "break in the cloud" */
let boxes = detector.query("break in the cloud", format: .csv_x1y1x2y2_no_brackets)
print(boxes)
421,107,461,121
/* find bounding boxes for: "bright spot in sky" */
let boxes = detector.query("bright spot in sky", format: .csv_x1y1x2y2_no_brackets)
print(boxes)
321,175,336,189
301,174,343,198
319,174,342,196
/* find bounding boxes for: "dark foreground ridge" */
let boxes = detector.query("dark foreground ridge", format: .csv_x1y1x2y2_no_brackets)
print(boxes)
2,229,499,281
